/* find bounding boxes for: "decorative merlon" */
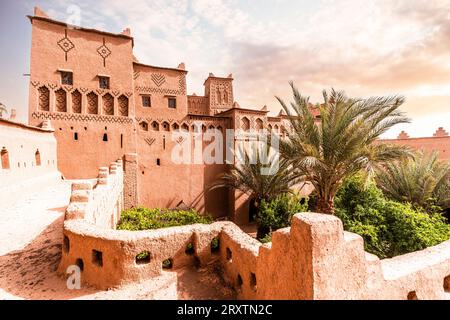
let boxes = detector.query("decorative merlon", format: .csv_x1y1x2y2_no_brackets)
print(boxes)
433,127,448,137
397,131,409,139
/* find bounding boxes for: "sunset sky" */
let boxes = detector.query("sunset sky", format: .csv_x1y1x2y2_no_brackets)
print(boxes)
0,0,449,138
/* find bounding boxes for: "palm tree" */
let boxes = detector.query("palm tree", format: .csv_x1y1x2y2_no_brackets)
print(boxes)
277,83,412,214
209,148,302,237
375,151,450,210
0,102,7,119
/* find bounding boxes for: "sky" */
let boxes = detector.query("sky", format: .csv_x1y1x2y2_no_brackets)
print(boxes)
0,0,449,138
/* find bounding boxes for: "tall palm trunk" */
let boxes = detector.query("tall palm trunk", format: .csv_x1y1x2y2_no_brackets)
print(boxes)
316,196,335,215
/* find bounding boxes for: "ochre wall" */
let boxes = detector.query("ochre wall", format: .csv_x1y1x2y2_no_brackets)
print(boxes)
0,119,61,207
378,128,450,161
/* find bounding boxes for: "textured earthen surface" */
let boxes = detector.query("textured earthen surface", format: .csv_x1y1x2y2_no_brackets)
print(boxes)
59,163,450,299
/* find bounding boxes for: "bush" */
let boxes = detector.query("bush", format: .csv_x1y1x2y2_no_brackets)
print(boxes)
117,207,213,231
257,193,308,239
335,174,450,258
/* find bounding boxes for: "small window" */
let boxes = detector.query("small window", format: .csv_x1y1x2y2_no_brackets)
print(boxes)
168,97,176,109
99,76,110,89
1,147,10,170
74,132,78,141
142,96,151,107
103,133,108,142
156,158,161,166
60,72,73,85
35,150,41,166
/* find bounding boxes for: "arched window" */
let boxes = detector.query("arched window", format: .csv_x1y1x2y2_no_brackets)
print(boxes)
71,90,82,113
1,147,10,170
102,93,114,115
162,121,170,132
55,88,67,112
35,150,41,166
140,121,149,131
255,118,264,130
151,121,159,131
181,123,189,131
118,95,129,117
87,92,98,114
241,117,250,131
172,123,180,131
38,86,50,111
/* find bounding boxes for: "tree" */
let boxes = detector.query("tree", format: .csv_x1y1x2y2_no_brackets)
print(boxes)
277,83,412,214
375,151,450,211
0,102,7,119
209,148,302,237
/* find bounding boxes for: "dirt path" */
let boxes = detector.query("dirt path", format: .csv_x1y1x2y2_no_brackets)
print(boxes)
0,181,235,300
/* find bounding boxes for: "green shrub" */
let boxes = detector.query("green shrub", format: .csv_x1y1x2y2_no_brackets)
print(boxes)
210,237,220,251
259,233,272,244
117,207,213,231
335,174,450,258
257,193,308,239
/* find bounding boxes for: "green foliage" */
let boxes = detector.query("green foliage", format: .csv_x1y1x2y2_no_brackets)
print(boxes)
210,237,220,251
136,251,150,260
278,84,411,213
375,151,450,211
335,174,450,258
258,193,308,234
259,233,272,244
117,207,213,231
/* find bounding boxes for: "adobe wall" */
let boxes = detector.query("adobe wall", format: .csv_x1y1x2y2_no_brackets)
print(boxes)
58,163,450,298
378,128,450,161
0,119,61,207
28,14,137,179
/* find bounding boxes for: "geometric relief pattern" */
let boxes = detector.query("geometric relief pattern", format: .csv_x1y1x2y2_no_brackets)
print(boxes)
135,75,186,96
118,95,128,117
102,93,114,116
240,117,250,131
71,90,82,114
32,111,133,124
255,118,264,130
57,29,75,61
55,88,67,112
97,38,112,67
151,73,165,87
87,92,98,115
38,86,50,111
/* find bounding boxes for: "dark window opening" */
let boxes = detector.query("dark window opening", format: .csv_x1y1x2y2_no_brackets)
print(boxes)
162,258,173,269
136,251,151,265
35,150,41,166
211,237,220,254
237,274,243,290
226,248,232,261
103,133,108,142
99,76,110,89
1,147,10,170
444,275,450,292
168,97,176,109
250,273,257,291
92,250,103,267
142,96,151,107
163,136,166,150
75,258,84,271
63,236,70,253
407,291,418,300
120,134,123,148
156,158,161,166
60,71,73,85
74,132,78,141
185,243,195,255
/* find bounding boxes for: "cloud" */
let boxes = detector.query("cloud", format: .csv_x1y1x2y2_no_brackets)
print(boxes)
25,0,450,136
